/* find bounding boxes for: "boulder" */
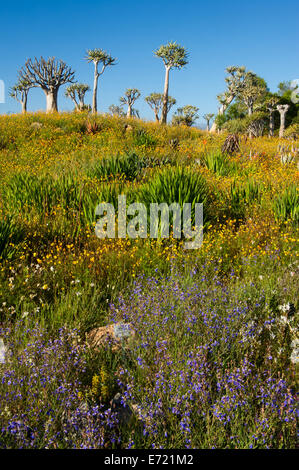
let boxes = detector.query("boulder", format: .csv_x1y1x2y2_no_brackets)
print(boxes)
30,122,43,130
87,322,135,352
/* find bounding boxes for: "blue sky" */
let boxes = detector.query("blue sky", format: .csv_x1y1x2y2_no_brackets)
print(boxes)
0,0,298,125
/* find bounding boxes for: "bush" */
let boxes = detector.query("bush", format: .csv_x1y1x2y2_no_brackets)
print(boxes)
284,123,299,140
203,151,238,176
273,185,298,225
88,152,146,182
223,112,268,136
138,166,211,229
133,129,157,148
0,216,25,260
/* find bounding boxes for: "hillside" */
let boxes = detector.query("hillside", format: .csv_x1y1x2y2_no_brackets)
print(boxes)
0,112,298,449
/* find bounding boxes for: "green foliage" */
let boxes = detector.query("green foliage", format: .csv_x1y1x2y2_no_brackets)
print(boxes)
0,216,25,260
133,129,157,148
145,93,176,121
120,89,141,109
138,166,211,227
223,111,268,136
3,173,58,214
154,41,188,69
85,49,116,66
203,152,238,176
214,113,228,130
88,152,146,181
225,102,246,120
226,180,263,222
273,185,298,225
172,105,199,127
109,104,125,117
284,123,299,139
222,118,247,134
2,172,99,229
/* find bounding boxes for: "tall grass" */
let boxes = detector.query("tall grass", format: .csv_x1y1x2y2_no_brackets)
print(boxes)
203,151,238,176
0,216,24,260
137,166,211,228
273,185,298,225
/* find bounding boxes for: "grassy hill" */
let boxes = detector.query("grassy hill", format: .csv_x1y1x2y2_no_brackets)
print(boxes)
0,112,298,448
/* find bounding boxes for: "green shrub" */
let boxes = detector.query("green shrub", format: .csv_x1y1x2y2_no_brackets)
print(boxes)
223,112,268,136
284,123,299,140
3,173,56,214
133,129,157,148
88,152,146,182
0,216,24,260
226,180,263,222
203,151,238,176
138,166,211,229
273,185,298,225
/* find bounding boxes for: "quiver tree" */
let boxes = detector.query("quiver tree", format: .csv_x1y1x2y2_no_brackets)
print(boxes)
172,105,199,127
85,49,116,114
266,96,279,137
240,73,267,116
154,41,188,124
203,113,215,132
19,57,75,113
277,104,290,138
10,78,31,113
109,104,125,117
210,66,247,133
145,92,176,122
65,83,90,111
120,88,141,118
246,112,267,137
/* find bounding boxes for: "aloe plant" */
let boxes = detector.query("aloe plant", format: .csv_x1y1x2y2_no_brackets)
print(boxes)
0,217,24,260
273,185,298,225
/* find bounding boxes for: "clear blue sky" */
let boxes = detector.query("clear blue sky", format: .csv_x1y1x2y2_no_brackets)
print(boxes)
0,0,298,125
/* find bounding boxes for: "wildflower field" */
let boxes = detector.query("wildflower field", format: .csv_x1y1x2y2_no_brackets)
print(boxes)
0,112,298,449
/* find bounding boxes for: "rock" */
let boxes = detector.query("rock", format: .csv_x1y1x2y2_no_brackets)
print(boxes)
30,122,43,130
87,322,135,352
110,393,133,426
0,338,6,364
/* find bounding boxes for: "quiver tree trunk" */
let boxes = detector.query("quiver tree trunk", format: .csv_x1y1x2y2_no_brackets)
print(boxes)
161,66,170,124
269,109,275,137
45,88,58,113
126,105,132,118
277,104,289,138
20,91,28,114
78,99,84,111
210,95,234,133
21,97,27,114
92,63,99,114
